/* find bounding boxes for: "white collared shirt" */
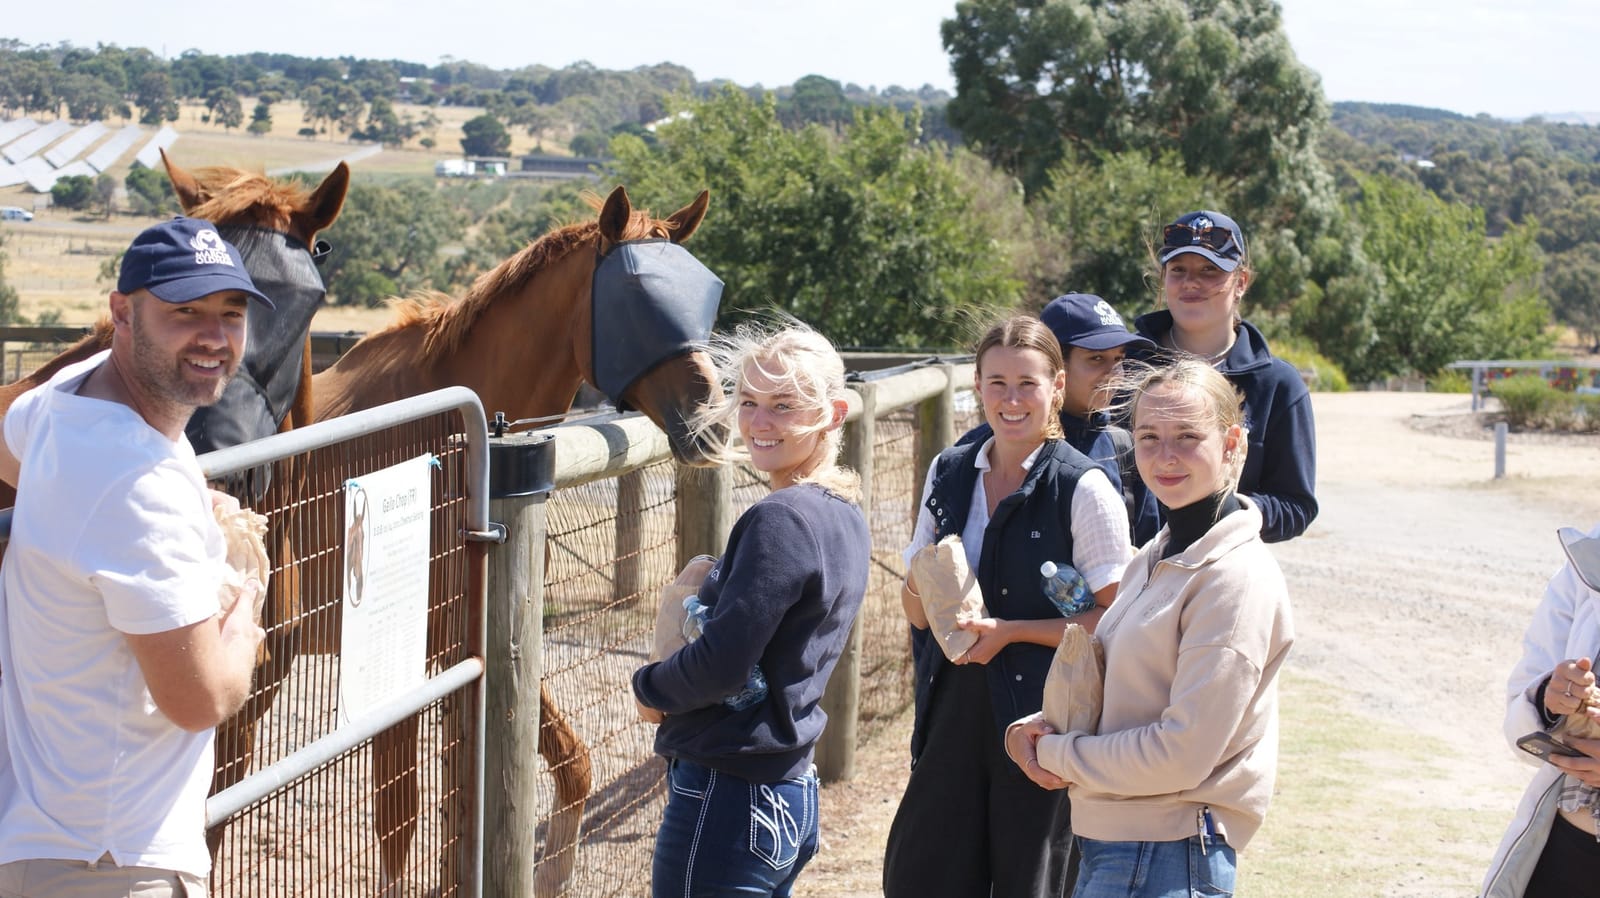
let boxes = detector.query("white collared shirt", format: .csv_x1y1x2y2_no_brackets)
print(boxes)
904,438,1131,591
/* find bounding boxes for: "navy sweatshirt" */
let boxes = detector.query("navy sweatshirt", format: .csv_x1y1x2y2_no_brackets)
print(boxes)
632,483,870,782
1131,310,1318,543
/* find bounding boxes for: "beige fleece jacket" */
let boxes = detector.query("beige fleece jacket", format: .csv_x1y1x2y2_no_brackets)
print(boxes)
1034,499,1294,850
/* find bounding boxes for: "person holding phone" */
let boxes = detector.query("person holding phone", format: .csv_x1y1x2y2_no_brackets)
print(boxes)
1482,525,1600,898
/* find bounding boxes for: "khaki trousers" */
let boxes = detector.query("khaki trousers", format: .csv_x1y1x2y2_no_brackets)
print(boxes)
0,855,205,898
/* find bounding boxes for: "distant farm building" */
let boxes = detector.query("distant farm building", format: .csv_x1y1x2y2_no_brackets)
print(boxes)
434,156,510,178
517,154,602,180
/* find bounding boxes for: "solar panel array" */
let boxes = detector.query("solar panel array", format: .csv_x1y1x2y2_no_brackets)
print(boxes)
134,126,179,169
0,158,50,189
86,124,144,172
3,120,71,164
43,122,107,168
0,118,184,193
0,119,39,149
30,159,96,192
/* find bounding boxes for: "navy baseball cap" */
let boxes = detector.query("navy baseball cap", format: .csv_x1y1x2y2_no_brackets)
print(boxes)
1040,293,1155,352
117,217,273,308
1157,210,1246,272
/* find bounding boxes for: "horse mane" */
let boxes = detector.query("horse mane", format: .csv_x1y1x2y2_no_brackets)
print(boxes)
184,166,312,231
380,200,682,364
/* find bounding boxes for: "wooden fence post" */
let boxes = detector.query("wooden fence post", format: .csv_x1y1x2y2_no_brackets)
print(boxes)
916,363,957,520
614,469,646,604
675,463,734,568
816,380,877,783
484,431,555,898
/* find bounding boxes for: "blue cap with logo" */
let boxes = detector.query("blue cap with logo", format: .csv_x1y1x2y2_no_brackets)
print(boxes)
117,217,273,308
1040,293,1155,352
1157,210,1246,272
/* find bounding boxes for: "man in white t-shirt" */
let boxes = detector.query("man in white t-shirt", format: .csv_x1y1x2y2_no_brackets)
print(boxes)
0,218,270,897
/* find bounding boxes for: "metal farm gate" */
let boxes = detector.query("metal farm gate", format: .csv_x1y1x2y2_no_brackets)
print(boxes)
198,386,492,898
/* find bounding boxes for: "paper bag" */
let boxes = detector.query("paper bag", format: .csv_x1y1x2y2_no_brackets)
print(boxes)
214,502,270,624
908,535,987,662
650,555,717,663
1041,623,1105,735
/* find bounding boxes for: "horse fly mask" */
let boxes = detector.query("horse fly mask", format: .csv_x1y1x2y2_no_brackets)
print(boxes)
590,239,723,410
188,226,330,496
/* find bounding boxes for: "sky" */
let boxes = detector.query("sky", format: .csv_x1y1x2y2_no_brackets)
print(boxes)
5,0,1593,121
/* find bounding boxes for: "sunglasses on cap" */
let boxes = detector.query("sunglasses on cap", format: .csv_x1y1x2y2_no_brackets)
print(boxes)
1161,223,1241,257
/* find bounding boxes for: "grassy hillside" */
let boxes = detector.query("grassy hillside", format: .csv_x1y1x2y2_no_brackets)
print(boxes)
0,97,562,330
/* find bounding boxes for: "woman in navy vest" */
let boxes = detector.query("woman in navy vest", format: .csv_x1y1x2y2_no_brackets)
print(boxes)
883,316,1134,898
1132,210,1317,543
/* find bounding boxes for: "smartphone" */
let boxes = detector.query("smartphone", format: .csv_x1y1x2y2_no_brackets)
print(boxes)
1517,731,1586,760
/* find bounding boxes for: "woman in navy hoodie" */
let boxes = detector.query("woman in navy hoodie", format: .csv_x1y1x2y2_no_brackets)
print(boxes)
632,323,870,898
1132,210,1317,543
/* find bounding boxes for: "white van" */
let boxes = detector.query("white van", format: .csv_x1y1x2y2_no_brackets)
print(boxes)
0,207,32,221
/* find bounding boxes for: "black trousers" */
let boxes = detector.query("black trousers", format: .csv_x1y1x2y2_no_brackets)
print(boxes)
883,662,1075,898
1526,812,1600,898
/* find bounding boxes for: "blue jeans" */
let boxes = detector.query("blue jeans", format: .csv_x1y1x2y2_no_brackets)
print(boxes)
652,759,819,898
1072,835,1236,898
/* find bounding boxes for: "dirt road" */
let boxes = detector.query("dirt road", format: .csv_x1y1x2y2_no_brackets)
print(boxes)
804,391,1600,897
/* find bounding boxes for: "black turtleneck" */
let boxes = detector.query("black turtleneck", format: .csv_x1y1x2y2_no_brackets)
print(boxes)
1162,490,1243,559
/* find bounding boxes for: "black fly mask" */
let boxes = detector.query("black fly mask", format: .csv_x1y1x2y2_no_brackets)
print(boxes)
188,225,328,452
189,226,329,497
590,239,723,409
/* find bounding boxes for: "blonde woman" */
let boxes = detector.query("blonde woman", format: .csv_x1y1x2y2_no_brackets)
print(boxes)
884,316,1133,898
632,323,869,898
1132,210,1317,543
1007,359,1295,898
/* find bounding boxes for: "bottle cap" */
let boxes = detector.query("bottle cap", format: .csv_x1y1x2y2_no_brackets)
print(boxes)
1040,560,1058,577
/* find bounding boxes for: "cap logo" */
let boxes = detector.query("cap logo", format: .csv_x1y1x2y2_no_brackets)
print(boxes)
1191,215,1213,232
1094,300,1123,328
188,228,236,268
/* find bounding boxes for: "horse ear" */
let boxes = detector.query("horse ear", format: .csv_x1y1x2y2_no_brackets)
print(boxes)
666,190,710,244
298,161,351,239
598,186,632,244
162,149,205,213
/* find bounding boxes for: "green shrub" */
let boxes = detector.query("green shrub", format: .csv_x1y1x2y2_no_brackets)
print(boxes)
1274,339,1349,392
1577,394,1600,433
1491,374,1558,429
1426,369,1472,393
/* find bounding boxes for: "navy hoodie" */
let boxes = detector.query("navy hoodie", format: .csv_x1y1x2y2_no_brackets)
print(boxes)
1131,310,1318,543
633,483,870,782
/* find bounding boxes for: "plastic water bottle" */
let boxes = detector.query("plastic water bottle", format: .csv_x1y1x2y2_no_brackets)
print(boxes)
1040,561,1096,617
681,595,769,710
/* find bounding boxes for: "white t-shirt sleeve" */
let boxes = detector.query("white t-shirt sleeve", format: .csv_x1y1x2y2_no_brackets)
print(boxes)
4,381,43,461
84,461,224,636
1070,467,1133,592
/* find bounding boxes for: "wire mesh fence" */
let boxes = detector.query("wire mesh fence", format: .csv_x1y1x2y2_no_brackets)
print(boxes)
533,458,682,896
207,409,480,898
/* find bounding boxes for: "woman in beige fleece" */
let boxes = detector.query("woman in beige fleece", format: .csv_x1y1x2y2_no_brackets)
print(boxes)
1005,359,1295,898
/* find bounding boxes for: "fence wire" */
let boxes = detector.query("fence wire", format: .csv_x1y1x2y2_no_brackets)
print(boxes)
209,410,479,898
534,458,682,897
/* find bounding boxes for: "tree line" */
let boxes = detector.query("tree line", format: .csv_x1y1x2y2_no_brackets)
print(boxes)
3,1,1598,385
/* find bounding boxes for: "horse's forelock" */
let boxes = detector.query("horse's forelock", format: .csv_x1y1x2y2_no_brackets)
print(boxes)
185,167,310,231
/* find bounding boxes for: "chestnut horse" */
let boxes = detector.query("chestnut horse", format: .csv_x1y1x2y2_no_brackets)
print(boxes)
307,185,720,893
